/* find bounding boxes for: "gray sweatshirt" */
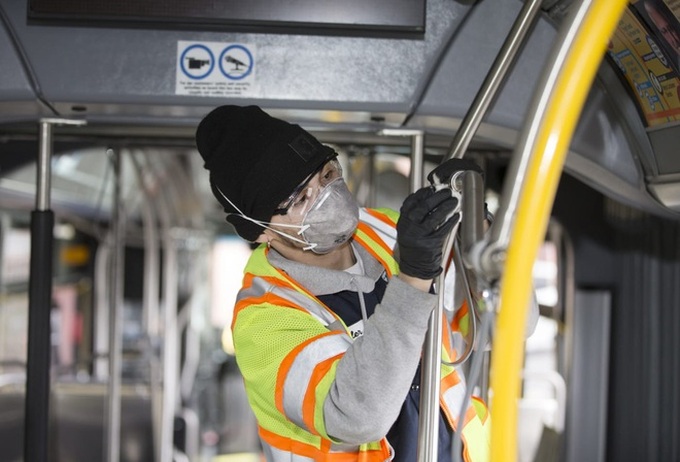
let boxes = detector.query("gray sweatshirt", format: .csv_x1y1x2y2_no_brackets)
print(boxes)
267,242,437,444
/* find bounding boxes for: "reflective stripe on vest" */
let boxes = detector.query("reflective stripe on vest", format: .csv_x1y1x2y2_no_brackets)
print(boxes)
236,276,353,434
236,273,342,330
259,425,393,462
359,209,397,250
441,368,466,427
354,209,399,277
278,332,352,432
440,366,491,462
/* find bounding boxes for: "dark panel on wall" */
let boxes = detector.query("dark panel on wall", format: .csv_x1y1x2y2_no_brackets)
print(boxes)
607,211,680,462
27,0,426,36
552,174,680,462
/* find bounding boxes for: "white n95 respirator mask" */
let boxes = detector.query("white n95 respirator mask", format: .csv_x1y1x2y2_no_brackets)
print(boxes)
295,177,360,253
215,177,359,254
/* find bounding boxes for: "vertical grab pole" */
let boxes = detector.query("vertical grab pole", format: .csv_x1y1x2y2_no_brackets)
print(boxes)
416,1,544,460
410,132,424,192
24,120,55,462
106,148,125,462
418,275,446,462
378,129,425,192
24,117,85,462
155,174,179,462
128,150,163,459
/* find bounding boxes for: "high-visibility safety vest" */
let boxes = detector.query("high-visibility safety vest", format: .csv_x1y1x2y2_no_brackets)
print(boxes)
232,208,491,462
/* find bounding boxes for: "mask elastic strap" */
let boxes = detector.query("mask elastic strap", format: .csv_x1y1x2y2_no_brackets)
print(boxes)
268,228,317,251
213,184,317,251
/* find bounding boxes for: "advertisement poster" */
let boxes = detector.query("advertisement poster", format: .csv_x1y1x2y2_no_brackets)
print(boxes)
607,0,680,127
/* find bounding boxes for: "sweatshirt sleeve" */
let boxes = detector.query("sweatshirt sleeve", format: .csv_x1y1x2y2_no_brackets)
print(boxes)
323,276,437,443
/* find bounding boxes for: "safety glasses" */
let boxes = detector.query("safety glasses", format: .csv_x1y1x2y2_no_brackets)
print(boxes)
272,157,343,219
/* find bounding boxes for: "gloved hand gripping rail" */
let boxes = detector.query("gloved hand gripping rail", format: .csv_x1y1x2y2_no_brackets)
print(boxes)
415,157,491,462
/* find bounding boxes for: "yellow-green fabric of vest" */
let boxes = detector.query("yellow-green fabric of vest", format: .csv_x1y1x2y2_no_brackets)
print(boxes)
232,209,398,460
232,207,490,461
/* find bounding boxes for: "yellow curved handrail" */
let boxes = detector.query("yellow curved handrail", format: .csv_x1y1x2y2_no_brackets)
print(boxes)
489,0,628,460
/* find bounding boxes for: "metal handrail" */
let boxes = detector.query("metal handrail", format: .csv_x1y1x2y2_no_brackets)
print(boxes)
24,117,85,462
105,148,125,462
128,149,164,461
416,0,544,459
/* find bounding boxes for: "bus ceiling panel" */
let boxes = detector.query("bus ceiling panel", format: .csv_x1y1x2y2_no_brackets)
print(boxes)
404,114,520,151
0,0,469,125
415,0,558,133
0,8,33,97
0,4,48,123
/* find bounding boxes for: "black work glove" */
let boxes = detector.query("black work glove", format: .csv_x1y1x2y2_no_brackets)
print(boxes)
397,187,460,279
427,158,484,186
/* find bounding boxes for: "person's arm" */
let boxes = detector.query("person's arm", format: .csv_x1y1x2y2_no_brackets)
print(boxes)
397,272,433,292
324,188,459,443
323,276,437,442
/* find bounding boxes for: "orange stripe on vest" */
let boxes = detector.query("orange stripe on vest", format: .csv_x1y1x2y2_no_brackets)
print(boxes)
275,331,344,417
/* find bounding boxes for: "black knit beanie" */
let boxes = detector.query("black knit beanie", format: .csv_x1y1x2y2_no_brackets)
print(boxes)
195,105,335,241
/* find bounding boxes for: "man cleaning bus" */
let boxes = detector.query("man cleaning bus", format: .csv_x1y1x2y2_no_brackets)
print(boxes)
195,105,491,461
